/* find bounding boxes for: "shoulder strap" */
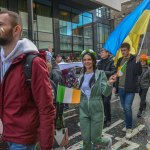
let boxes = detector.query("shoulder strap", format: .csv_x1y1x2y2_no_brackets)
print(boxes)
23,54,37,85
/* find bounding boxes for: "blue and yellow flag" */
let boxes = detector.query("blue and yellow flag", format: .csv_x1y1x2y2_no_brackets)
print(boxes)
104,0,150,56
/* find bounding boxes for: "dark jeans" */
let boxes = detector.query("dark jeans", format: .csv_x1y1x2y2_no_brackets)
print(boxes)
118,88,135,129
102,94,112,122
139,88,149,112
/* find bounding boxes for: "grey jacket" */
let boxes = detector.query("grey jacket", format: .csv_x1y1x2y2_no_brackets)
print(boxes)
139,66,150,89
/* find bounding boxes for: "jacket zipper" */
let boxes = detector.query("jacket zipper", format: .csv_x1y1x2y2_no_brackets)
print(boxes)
80,89,90,110
80,74,97,111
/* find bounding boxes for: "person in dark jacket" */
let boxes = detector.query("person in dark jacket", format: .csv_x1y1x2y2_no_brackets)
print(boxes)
0,10,55,150
137,57,150,118
97,48,116,127
50,58,65,129
115,43,142,139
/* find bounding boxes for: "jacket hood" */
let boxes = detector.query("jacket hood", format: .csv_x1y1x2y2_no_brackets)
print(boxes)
1,38,38,63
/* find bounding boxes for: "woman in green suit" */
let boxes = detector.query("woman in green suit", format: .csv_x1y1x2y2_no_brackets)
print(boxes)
78,49,116,150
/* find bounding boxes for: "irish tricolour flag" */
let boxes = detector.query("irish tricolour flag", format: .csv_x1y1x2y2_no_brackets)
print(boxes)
57,85,81,103
117,61,127,77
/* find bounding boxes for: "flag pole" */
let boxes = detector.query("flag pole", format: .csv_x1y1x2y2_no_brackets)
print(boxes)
138,31,147,55
138,20,149,55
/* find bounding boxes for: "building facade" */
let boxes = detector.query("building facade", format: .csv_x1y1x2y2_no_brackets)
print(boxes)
0,0,121,57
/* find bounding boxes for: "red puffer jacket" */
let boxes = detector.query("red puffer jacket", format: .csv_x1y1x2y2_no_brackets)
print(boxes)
0,53,55,150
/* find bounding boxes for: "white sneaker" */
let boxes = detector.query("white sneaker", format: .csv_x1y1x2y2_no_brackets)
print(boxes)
126,129,132,139
122,127,126,132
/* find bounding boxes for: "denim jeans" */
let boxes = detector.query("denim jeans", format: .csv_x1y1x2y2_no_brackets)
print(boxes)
7,142,36,150
118,88,135,129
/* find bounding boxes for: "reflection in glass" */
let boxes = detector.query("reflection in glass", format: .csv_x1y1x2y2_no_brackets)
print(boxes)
97,23,110,50
59,7,93,53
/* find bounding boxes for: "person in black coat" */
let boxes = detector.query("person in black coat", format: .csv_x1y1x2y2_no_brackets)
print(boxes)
97,48,117,127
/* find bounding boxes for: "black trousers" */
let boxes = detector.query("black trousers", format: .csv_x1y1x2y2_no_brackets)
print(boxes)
139,88,149,112
102,94,112,122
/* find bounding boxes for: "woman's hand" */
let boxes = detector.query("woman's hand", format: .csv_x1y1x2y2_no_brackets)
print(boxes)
108,74,117,86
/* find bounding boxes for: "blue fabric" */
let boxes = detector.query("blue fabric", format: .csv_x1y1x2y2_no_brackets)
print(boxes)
118,88,135,129
7,142,36,150
104,0,150,56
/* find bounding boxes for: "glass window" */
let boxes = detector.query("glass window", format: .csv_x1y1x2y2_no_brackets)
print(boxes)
59,6,93,53
38,41,53,49
0,0,7,8
34,3,53,49
19,11,28,30
60,43,72,51
19,1,53,49
37,15,53,33
60,21,72,36
84,25,93,49
96,7,110,19
59,10,71,22
83,12,92,18
35,3,51,17
38,32,53,42
96,23,111,50
73,44,83,51
18,0,27,12
83,16,92,25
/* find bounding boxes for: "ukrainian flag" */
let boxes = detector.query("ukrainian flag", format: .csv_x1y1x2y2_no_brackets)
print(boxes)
104,0,150,57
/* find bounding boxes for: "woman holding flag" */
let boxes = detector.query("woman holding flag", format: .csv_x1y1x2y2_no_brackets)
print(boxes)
78,49,117,150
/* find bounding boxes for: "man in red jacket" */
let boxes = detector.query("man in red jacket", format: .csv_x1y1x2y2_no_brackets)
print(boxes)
0,10,55,150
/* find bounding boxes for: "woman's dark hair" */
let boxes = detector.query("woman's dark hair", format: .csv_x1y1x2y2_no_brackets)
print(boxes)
79,52,96,88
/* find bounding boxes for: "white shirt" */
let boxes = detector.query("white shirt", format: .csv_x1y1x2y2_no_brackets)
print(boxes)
81,72,94,99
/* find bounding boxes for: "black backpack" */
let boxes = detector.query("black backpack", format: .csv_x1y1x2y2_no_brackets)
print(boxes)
23,54,57,103
23,54,64,129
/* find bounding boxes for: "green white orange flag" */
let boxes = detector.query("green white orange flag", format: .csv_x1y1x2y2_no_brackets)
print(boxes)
117,61,127,77
57,85,81,103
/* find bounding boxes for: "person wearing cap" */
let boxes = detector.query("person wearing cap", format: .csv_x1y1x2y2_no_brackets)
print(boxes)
97,48,116,127
78,49,117,150
115,43,142,139
137,54,150,118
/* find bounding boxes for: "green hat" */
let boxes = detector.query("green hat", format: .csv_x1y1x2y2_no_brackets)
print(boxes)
81,48,96,58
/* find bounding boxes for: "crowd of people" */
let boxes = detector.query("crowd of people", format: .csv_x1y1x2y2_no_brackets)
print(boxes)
0,10,150,150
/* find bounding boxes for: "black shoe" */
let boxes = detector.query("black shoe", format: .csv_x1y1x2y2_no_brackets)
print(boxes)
137,111,142,118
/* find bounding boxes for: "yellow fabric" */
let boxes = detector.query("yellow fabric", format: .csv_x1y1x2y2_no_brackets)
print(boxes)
114,10,150,66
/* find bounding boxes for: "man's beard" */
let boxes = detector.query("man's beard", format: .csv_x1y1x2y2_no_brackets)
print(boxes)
0,28,13,46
